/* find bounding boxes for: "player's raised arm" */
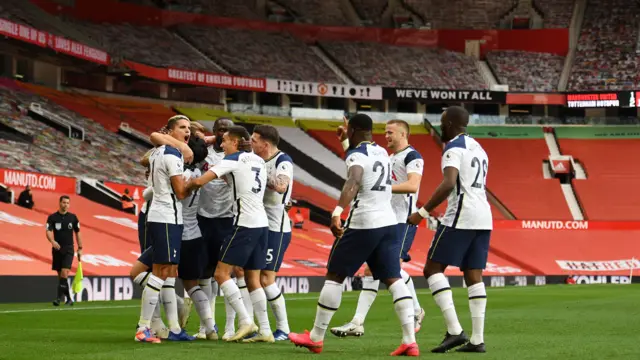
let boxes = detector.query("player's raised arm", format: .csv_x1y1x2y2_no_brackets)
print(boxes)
330,163,364,238
338,115,350,151
188,170,218,190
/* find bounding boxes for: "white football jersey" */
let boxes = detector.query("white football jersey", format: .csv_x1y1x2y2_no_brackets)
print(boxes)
181,168,202,241
210,151,268,228
263,151,294,232
390,146,423,224
440,134,493,230
344,142,397,230
198,146,234,219
146,145,184,224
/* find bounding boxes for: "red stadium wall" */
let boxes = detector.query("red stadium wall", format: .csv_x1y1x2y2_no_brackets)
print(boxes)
30,0,569,56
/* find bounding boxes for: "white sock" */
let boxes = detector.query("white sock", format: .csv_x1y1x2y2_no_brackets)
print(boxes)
151,292,165,328
199,279,212,331
428,273,463,335
468,282,487,345
310,280,342,343
161,277,181,333
210,279,218,325
220,279,251,326
188,286,215,333
389,279,416,344
352,276,379,325
137,274,163,329
250,288,271,336
176,293,184,307
237,277,253,322
133,271,150,287
224,294,236,333
401,269,421,315
264,283,289,333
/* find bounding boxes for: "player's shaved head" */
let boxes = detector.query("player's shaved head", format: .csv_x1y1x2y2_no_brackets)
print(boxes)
347,113,373,149
443,106,469,127
214,118,234,131
440,106,469,142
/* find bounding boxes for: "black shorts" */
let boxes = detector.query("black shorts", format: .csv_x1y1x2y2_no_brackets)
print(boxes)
427,225,491,270
327,225,400,280
52,248,74,271
179,237,205,280
198,215,234,271
219,226,269,271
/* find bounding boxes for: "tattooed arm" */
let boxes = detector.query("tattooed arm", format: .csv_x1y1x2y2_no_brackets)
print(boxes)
267,174,290,194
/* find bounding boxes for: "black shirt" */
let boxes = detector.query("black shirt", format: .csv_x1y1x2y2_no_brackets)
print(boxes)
46,211,80,249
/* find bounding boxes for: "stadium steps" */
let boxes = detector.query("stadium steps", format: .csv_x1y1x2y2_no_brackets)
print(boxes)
340,0,363,25
543,128,584,220
558,0,585,91
478,61,499,89
309,45,355,84
544,131,561,156
172,31,230,74
560,183,584,220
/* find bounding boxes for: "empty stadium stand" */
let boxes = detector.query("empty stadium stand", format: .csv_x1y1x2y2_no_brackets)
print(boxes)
0,81,149,185
569,0,640,90
403,0,516,29
176,25,342,82
478,137,572,220
558,139,640,221
487,50,565,92
320,42,487,89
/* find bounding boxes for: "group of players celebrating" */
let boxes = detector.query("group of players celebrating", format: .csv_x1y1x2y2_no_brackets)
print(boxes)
132,105,492,356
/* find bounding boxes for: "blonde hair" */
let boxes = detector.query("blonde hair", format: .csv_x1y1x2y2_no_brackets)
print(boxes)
387,119,410,137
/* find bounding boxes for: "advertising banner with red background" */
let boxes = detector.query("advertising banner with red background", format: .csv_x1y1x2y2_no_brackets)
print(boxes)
122,61,266,92
0,18,109,65
1,168,76,194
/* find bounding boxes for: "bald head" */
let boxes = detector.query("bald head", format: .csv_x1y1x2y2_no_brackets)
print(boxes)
443,106,469,127
440,106,469,142
213,118,234,150
214,118,234,132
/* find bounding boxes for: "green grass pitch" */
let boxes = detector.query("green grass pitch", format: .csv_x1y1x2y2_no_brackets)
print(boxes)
0,285,638,359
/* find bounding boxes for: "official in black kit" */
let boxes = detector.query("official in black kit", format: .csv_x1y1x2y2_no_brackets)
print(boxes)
46,195,83,306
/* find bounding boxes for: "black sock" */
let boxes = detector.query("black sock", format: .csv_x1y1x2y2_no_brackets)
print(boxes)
56,278,64,300
59,277,71,302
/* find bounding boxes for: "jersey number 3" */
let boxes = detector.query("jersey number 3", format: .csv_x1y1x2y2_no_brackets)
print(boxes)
251,167,262,194
371,161,392,191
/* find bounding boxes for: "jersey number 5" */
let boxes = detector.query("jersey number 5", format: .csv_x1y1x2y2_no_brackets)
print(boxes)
251,167,262,194
471,157,488,189
371,161,392,191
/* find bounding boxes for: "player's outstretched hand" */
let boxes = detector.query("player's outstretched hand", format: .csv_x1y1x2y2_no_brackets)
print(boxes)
407,212,423,226
330,216,344,238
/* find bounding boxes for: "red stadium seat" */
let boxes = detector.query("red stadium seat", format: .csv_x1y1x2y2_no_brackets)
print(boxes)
478,139,572,220
560,139,640,221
